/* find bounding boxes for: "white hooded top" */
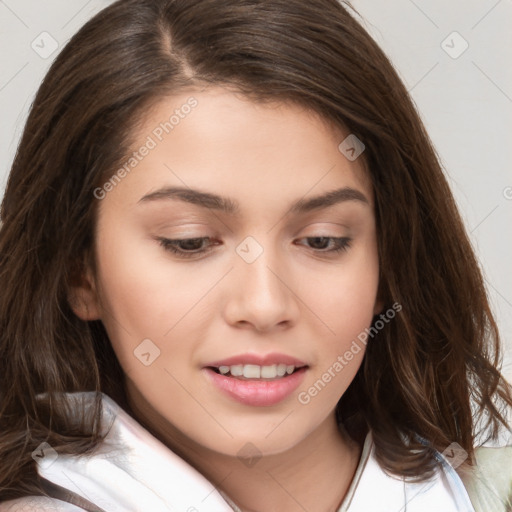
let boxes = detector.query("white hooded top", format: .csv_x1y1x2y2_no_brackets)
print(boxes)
0,393,477,512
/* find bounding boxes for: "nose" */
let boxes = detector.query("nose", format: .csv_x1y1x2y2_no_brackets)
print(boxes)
222,241,300,333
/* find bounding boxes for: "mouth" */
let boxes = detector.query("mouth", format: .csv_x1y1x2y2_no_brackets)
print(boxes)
207,363,307,380
203,363,309,407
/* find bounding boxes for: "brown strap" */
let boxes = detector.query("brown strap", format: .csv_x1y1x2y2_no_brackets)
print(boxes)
40,477,107,512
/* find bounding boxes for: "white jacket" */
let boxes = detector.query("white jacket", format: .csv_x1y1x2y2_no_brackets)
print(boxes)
0,393,497,511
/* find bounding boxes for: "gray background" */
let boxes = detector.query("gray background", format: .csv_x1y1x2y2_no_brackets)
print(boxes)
1,0,511,380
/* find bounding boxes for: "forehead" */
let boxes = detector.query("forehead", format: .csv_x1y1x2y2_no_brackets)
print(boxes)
100,86,373,213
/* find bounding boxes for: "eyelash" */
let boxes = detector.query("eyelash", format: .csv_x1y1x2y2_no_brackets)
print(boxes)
156,236,352,259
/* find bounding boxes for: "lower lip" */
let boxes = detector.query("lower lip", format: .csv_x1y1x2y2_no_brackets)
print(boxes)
203,367,308,407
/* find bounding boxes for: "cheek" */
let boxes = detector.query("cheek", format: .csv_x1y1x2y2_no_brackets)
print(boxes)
302,238,379,393
92,229,224,376
312,245,379,337
94,231,198,330
92,231,177,362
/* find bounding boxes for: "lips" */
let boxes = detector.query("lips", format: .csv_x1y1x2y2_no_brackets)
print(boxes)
212,363,299,379
202,353,309,406
205,352,307,368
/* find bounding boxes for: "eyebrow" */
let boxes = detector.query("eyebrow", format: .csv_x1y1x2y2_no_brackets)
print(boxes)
137,186,369,215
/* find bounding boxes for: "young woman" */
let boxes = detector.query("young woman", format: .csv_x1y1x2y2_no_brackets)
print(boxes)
0,0,511,511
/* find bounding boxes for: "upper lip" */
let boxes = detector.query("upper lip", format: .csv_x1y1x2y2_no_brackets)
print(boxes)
205,353,308,368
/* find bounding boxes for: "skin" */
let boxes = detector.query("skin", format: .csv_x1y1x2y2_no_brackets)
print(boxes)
72,87,382,512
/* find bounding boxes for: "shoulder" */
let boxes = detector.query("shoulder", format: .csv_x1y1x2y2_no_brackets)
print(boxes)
344,432,476,511
0,497,85,512
457,445,512,512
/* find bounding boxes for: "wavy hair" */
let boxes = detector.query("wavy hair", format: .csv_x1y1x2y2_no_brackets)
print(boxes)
1,0,511,500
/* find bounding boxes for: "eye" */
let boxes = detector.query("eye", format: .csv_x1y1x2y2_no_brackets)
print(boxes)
157,237,218,259
296,236,352,254
156,235,352,260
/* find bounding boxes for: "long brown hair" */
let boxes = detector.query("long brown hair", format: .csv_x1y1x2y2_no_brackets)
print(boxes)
1,0,511,500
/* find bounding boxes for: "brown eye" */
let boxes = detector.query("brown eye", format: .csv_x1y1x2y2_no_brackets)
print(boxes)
296,237,352,254
157,237,219,259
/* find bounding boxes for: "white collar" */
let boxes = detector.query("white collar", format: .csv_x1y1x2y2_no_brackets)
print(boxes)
39,393,233,511
37,393,475,512
338,432,475,511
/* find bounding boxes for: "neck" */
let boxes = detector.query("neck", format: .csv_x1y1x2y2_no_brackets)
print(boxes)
126,387,362,512
205,416,361,512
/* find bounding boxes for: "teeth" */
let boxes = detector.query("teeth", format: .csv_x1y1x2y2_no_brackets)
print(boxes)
216,364,300,379
261,364,276,378
230,365,243,377
243,364,261,378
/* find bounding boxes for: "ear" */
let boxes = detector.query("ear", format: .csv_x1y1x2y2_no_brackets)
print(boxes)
68,258,102,321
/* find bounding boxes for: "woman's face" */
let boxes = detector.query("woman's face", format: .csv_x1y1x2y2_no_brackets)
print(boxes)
78,87,381,457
